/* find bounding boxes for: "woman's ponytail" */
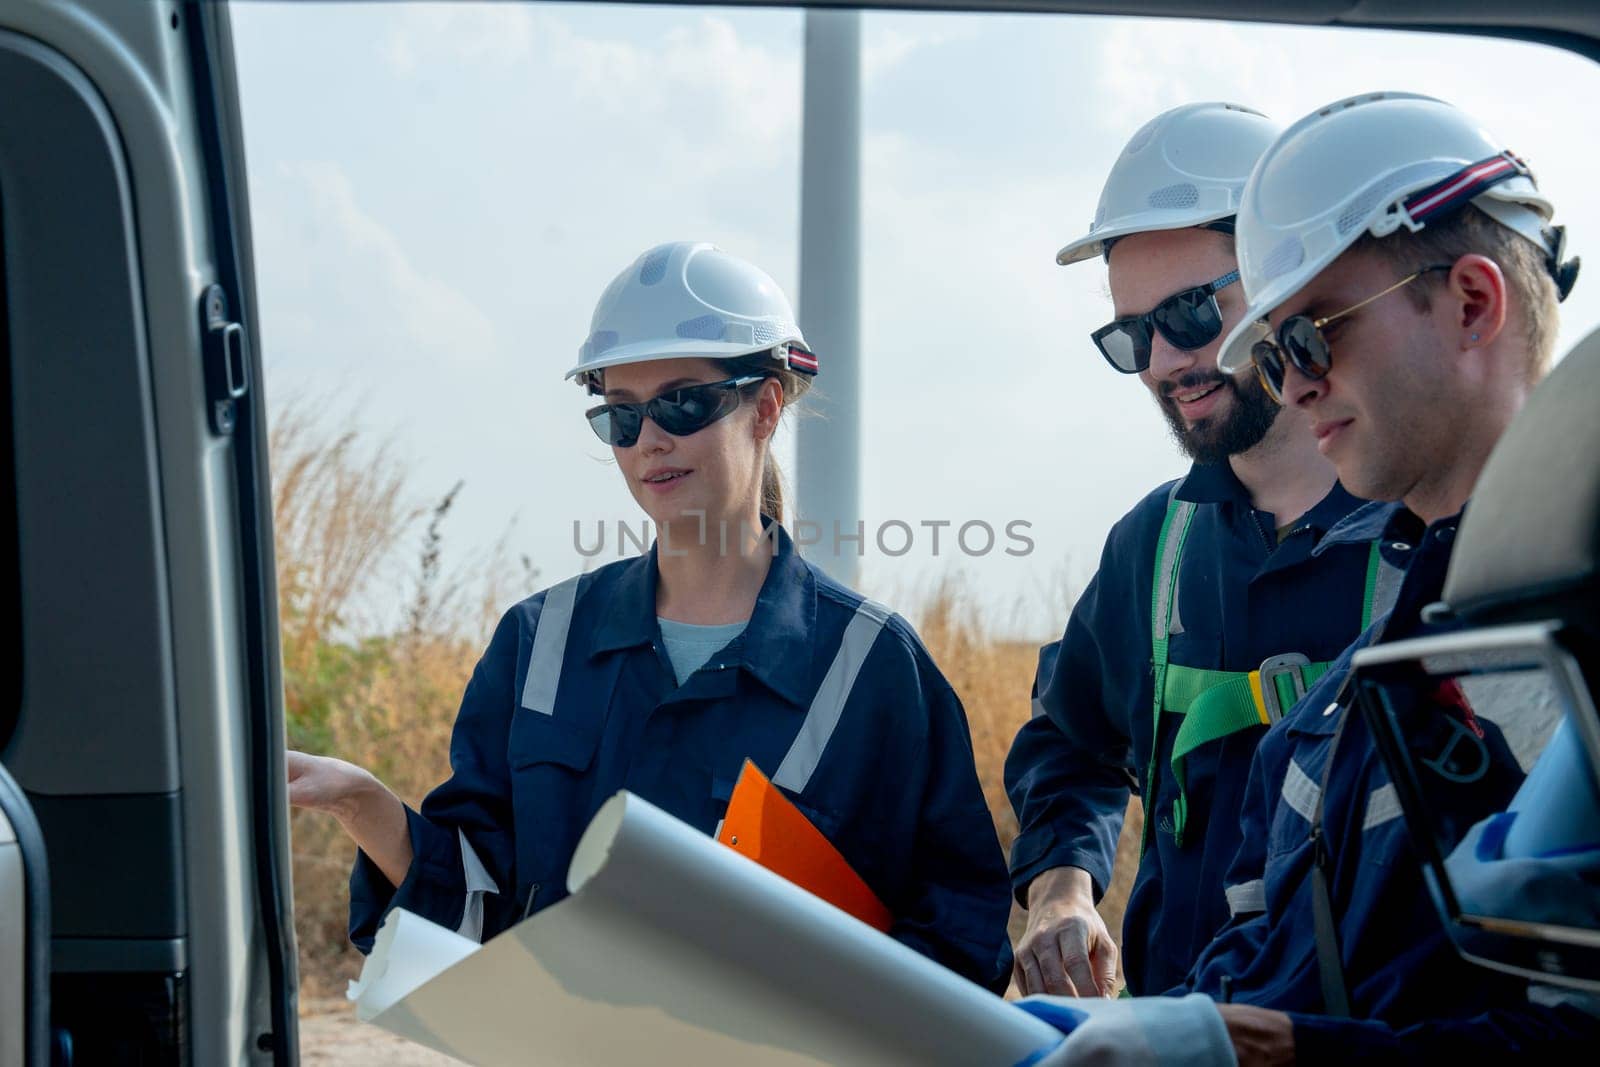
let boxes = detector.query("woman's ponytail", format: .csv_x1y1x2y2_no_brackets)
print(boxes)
760,452,785,524
727,353,812,527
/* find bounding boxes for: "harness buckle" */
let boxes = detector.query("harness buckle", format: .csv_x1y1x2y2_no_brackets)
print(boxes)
1258,653,1312,724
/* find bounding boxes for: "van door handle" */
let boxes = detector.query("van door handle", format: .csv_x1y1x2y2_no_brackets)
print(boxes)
199,282,249,435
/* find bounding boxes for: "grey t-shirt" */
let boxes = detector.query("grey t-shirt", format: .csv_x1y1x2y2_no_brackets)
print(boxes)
656,617,749,685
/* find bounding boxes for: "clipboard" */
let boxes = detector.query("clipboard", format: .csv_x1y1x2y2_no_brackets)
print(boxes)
716,760,893,932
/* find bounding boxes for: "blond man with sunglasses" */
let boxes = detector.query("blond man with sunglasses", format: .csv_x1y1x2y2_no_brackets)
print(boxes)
1006,102,1396,1000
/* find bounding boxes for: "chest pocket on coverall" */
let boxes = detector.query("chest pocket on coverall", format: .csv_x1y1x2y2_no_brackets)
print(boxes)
508,710,602,903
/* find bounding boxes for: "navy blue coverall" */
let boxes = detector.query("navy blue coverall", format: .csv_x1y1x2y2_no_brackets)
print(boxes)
1180,503,1600,1060
1006,461,1383,993
348,524,1014,990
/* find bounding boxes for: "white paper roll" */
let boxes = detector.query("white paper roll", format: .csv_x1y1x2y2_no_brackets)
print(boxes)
353,791,1059,1066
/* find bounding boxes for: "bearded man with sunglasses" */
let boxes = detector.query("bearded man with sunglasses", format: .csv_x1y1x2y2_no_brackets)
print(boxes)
1006,102,1397,1001
1018,93,1594,1066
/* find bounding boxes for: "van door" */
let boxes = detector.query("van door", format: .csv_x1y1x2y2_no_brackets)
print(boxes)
0,2,296,1063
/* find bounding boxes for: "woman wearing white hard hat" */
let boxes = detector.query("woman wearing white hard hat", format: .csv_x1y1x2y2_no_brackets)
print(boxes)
288,241,1015,989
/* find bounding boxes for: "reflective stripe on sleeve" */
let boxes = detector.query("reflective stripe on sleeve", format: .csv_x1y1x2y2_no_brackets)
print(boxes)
1226,879,1266,917
1362,783,1403,832
1281,759,1322,822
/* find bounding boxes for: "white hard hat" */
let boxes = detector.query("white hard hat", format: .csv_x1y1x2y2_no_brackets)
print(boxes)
1056,102,1282,266
567,241,815,393
1218,92,1571,375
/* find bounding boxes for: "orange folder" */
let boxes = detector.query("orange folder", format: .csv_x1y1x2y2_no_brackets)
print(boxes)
716,759,894,932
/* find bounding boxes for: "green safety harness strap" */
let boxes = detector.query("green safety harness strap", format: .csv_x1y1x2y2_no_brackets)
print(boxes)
1143,496,1384,850
1143,494,1196,852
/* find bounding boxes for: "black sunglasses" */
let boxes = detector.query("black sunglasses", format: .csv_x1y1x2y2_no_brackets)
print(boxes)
1091,269,1241,374
1249,264,1452,403
585,374,766,448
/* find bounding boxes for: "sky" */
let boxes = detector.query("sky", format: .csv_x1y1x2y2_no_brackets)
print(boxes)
231,2,1600,640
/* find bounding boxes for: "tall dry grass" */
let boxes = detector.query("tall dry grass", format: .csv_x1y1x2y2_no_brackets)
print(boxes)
909,578,1142,966
273,408,1140,998
273,402,535,996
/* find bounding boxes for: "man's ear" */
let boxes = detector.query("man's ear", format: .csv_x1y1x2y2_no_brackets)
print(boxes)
1446,254,1509,349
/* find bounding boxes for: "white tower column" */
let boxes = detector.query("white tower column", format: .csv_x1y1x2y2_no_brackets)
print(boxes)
796,9,863,587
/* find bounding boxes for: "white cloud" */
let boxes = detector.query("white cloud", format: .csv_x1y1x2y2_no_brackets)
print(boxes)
864,20,978,81
373,5,803,144
372,7,805,203
539,13,802,172
264,160,499,369
378,4,537,75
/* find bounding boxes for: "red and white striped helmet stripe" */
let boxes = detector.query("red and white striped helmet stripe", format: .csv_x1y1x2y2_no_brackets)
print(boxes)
785,346,819,374
1403,152,1527,223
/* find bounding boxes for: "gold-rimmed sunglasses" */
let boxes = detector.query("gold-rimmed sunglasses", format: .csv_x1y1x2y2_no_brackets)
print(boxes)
1249,264,1454,402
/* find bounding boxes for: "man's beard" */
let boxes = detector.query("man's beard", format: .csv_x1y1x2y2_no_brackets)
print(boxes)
1157,369,1280,464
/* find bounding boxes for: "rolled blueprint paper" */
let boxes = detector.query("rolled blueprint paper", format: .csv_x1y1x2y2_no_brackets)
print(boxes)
351,791,1060,1066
